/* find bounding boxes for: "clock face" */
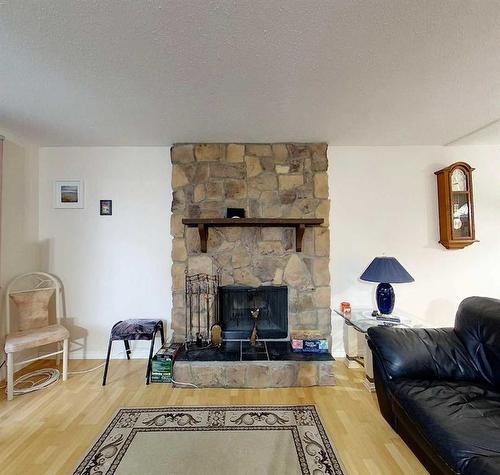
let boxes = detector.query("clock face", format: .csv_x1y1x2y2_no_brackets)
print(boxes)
451,168,467,191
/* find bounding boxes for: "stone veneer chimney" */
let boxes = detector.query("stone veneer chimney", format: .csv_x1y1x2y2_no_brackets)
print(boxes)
170,143,331,345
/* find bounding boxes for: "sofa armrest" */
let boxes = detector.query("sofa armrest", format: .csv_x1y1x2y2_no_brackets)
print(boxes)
367,327,480,381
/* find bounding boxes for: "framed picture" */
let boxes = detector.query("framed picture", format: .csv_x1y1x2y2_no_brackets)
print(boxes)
54,180,84,208
100,200,112,216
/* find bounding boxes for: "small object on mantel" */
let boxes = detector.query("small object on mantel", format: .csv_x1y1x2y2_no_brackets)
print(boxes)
226,207,245,218
182,218,324,253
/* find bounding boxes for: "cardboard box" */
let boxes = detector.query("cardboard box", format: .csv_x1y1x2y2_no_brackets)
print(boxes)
291,338,329,353
155,343,180,361
151,371,172,383
150,343,180,383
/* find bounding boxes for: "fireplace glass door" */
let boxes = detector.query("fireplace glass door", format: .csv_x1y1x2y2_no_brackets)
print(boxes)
219,285,288,340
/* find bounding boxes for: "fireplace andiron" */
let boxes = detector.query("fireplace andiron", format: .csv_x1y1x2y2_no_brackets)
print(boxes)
249,307,260,347
184,271,220,350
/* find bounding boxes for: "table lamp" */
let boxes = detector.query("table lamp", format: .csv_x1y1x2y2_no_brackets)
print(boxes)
360,257,414,315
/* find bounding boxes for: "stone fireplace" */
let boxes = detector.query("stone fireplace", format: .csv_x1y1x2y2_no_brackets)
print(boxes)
170,143,333,387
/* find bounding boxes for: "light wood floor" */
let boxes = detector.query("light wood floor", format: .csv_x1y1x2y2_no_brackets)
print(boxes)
0,358,427,474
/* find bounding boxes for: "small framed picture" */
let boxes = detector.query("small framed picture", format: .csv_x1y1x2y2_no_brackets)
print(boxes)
100,200,112,216
54,180,84,208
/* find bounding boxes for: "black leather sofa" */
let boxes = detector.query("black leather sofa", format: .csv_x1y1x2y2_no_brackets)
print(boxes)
367,296,500,475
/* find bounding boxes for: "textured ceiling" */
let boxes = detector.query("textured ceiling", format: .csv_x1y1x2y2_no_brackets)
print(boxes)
1,0,500,146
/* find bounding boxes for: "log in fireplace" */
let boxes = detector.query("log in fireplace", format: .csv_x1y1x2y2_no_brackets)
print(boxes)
218,285,288,340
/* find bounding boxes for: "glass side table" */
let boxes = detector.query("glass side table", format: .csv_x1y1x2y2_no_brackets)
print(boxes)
334,307,420,391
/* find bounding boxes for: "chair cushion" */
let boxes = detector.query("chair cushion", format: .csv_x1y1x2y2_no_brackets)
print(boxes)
5,324,69,353
391,378,500,475
111,319,162,341
9,288,54,331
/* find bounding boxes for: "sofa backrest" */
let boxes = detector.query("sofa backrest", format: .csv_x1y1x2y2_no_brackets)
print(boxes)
367,326,481,382
455,296,500,388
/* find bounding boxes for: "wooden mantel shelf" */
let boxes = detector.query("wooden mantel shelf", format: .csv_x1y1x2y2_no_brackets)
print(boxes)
182,218,324,253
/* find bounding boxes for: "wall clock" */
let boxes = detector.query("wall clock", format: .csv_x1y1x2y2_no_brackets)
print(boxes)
435,162,477,249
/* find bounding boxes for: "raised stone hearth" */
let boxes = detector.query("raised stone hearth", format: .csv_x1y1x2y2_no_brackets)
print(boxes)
173,360,335,388
173,341,335,387
170,142,332,387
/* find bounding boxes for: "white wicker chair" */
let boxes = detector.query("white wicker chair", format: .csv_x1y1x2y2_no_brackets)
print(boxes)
4,272,69,400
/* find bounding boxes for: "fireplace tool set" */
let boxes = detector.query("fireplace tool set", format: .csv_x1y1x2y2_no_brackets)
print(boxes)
184,271,221,350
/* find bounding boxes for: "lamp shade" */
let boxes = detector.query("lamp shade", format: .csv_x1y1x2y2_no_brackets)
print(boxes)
360,257,414,284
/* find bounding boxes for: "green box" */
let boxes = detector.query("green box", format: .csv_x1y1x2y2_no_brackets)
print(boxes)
150,344,181,384
151,372,172,383
151,356,173,383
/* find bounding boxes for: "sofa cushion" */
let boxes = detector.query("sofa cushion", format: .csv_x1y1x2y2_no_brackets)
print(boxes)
455,296,500,388
391,379,500,475
464,457,500,475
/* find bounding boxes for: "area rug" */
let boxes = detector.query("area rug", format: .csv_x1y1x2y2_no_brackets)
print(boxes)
73,405,345,475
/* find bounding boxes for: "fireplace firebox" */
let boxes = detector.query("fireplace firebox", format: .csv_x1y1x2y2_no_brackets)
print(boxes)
219,285,288,340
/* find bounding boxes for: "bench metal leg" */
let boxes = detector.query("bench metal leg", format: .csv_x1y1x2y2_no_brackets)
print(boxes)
146,336,156,385
159,322,165,346
102,339,113,386
124,340,131,360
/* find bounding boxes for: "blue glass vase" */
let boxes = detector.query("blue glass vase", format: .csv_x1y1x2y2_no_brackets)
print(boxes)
376,283,395,315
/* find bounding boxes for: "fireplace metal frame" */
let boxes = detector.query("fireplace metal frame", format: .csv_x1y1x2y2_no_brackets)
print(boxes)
218,285,289,341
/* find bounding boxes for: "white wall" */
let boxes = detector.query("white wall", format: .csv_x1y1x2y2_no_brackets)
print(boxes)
1,138,40,281
38,147,171,358
0,134,40,373
329,146,500,355
35,144,500,359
